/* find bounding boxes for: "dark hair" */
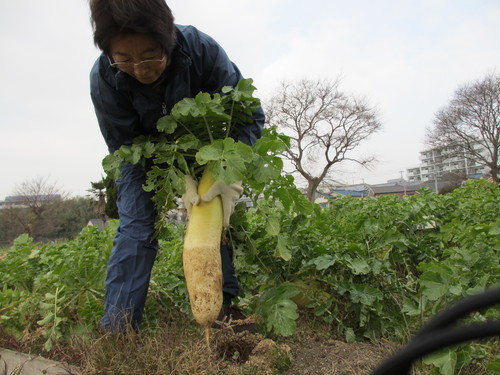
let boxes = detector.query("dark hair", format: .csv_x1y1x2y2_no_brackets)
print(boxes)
89,0,176,56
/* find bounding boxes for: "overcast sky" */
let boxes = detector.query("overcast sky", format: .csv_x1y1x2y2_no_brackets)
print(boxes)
1,0,499,199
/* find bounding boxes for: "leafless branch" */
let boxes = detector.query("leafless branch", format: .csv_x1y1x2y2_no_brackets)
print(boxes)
426,72,500,181
265,78,382,201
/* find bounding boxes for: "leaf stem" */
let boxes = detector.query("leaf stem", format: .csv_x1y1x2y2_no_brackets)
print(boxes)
225,101,235,138
177,120,196,138
203,115,214,143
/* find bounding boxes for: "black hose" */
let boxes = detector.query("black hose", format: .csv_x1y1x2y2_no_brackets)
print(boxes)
414,287,500,337
371,321,500,375
370,288,500,375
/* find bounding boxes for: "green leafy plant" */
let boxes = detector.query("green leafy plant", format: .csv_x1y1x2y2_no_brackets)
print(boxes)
0,223,117,349
231,180,499,349
101,79,297,237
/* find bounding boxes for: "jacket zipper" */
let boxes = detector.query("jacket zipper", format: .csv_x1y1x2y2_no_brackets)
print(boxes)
162,102,167,116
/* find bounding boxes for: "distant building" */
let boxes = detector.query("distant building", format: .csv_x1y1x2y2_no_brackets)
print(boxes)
311,183,369,206
407,144,489,182
368,182,430,197
0,194,62,209
313,178,448,204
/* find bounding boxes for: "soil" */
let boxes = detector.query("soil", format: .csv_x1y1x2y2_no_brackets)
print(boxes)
212,314,400,375
214,332,398,375
282,336,398,375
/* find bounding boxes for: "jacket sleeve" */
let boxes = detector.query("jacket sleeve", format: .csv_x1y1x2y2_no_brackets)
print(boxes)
190,27,264,146
90,57,141,153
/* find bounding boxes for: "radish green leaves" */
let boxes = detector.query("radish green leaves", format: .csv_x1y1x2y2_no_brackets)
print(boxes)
102,79,296,233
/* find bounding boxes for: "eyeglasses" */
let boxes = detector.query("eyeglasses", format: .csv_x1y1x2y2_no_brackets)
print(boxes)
107,54,166,70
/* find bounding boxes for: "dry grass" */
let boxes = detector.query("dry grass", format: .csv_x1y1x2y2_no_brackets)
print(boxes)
61,321,290,375
0,307,291,375
80,328,222,374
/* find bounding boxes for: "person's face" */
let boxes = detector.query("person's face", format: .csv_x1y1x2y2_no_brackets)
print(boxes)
109,33,167,85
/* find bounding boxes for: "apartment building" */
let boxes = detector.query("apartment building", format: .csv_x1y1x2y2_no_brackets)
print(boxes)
407,144,489,182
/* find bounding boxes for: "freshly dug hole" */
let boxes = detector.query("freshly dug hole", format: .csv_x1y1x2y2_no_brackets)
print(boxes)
212,331,292,374
213,331,263,362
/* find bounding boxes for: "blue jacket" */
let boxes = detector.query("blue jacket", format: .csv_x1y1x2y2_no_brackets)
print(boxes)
90,25,264,153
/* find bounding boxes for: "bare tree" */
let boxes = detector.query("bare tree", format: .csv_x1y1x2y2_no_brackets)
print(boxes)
11,176,66,239
265,78,382,202
426,72,500,181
